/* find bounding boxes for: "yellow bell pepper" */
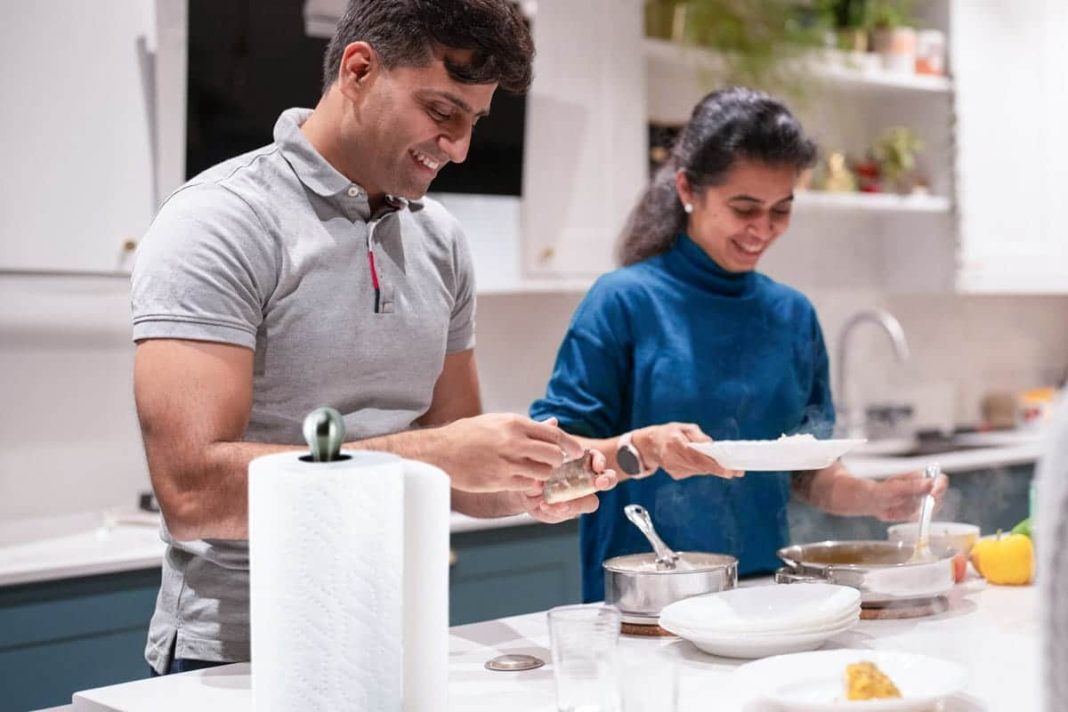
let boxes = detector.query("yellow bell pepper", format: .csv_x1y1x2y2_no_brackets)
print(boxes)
970,532,1033,585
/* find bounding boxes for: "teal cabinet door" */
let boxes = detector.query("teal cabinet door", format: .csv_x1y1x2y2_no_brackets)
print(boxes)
449,521,581,625
0,568,160,712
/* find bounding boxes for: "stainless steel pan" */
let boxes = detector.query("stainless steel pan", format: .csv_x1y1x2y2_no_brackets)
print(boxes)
604,505,737,623
776,540,956,604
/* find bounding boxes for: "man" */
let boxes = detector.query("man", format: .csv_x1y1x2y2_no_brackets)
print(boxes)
132,0,614,676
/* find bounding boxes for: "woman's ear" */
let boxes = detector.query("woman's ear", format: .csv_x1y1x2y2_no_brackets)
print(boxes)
675,170,694,213
337,41,376,102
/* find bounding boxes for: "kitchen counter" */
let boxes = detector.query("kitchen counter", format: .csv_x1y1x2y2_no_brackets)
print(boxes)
0,510,539,588
843,440,1043,478
66,578,1039,711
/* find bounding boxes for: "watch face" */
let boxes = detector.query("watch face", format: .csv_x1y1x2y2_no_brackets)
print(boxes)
617,445,641,476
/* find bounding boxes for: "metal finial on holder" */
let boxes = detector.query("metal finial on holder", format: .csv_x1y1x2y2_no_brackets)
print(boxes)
302,407,345,462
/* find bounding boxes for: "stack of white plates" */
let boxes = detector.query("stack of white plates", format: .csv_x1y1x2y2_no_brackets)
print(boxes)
658,584,861,658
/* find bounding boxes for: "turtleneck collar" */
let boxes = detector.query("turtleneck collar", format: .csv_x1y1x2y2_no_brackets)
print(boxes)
661,233,756,296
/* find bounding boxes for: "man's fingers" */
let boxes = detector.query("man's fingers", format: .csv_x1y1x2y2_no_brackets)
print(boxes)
523,418,585,460
509,439,569,468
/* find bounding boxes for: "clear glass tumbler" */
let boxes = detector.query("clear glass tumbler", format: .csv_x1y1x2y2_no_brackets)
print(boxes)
548,604,622,712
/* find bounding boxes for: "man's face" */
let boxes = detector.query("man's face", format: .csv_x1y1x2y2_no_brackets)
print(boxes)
355,47,496,201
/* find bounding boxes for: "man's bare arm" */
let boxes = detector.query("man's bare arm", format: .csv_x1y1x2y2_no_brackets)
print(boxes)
135,341,586,540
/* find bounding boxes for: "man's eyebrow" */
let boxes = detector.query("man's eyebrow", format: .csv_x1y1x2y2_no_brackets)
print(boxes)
728,193,795,205
420,90,491,119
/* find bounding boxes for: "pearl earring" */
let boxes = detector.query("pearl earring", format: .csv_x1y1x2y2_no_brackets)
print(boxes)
683,203,693,214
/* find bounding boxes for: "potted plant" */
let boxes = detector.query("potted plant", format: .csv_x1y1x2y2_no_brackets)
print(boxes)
870,127,923,193
644,0,828,95
868,0,917,74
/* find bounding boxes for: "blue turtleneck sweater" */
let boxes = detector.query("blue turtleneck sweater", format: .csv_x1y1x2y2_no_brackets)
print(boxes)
530,235,834,602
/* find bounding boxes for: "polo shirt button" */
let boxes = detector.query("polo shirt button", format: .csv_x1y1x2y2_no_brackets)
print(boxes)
347,186,361,197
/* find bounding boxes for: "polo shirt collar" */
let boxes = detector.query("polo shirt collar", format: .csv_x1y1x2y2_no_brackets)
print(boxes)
273,108,424,219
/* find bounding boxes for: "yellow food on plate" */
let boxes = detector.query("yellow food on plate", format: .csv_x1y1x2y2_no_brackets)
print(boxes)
845,661,902,701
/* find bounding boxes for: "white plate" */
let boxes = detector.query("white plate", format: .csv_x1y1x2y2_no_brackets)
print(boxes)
689,437,866,471
668,620,858,659
659,584,861,635
662,605,860,641
734,649,967,711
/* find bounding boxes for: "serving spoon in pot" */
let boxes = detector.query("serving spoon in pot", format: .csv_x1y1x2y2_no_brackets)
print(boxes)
624,504,679,571
908,463,941,563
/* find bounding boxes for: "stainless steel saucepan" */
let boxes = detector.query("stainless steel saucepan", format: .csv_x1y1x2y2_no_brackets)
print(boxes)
603,505,737,623
776,539,956,604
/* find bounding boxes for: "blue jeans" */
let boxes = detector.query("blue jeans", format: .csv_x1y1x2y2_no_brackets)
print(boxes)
150,638,233,676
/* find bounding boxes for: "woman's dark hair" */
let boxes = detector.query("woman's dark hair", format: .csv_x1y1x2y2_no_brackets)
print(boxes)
618,87,818,266
322,0,534,93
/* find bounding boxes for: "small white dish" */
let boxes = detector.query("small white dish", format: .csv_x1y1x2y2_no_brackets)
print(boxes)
659,584,861,635
734,648,967,711
689,437,866,471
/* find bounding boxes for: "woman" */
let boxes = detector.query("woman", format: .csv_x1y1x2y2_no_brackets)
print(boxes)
530,87,947,602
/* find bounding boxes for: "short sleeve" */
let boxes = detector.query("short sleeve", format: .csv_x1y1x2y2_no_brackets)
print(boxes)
445,228,476,353
529,277,633,438
131,184,278,349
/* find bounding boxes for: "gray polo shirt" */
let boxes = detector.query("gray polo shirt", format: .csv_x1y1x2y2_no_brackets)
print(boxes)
131,108,476,672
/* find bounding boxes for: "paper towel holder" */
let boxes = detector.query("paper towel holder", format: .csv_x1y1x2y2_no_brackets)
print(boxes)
300,406,349,462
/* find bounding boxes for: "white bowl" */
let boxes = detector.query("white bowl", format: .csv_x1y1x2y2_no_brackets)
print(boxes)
887,522,980,556
658,584,861,635
689,437,866,471
734,648,967,711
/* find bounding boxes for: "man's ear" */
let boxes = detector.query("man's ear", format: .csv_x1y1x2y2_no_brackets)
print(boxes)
337,41,376,102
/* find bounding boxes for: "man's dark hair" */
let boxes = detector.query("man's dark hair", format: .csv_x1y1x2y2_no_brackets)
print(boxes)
322,0,534,93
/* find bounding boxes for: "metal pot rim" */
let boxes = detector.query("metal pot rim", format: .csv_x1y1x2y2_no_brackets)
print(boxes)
603,551,737,575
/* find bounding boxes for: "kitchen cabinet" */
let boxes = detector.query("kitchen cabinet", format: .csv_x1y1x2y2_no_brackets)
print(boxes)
0,1,163,275
951,0,1068,293
450,520,581,625
519,0,648,281
0,568,161,712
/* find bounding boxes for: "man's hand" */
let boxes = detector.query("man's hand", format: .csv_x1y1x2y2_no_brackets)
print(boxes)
518,449,618,523
632,423,742,480
437,414,585,493
867,470,950,522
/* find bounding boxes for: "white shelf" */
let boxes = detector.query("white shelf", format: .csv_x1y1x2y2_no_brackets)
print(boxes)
643,39,953,96
795,191,952,214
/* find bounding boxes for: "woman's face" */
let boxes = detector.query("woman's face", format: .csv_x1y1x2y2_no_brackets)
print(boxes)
676,159,799,273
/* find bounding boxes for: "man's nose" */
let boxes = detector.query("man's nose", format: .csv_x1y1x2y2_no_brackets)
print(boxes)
438,131,472,164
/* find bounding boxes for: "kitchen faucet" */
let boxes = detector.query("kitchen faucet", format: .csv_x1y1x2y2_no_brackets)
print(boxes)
835,309,910,439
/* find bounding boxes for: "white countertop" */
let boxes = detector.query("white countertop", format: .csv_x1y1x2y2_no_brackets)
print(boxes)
843,441,1043,478
67,578,1039,711
0,510,539,588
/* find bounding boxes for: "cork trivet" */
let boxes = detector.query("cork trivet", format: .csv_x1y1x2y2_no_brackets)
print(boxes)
621,621,676,637
861,595,949,620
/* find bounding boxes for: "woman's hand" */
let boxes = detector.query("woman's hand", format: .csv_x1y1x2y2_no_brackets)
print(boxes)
632,423,743,480
867,470,950,522
519,449,619,523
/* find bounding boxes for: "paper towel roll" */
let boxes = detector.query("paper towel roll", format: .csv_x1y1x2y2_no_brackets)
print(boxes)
248,451,450,712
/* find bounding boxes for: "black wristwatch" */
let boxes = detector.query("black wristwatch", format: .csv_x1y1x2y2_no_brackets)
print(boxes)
617,431,653,478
